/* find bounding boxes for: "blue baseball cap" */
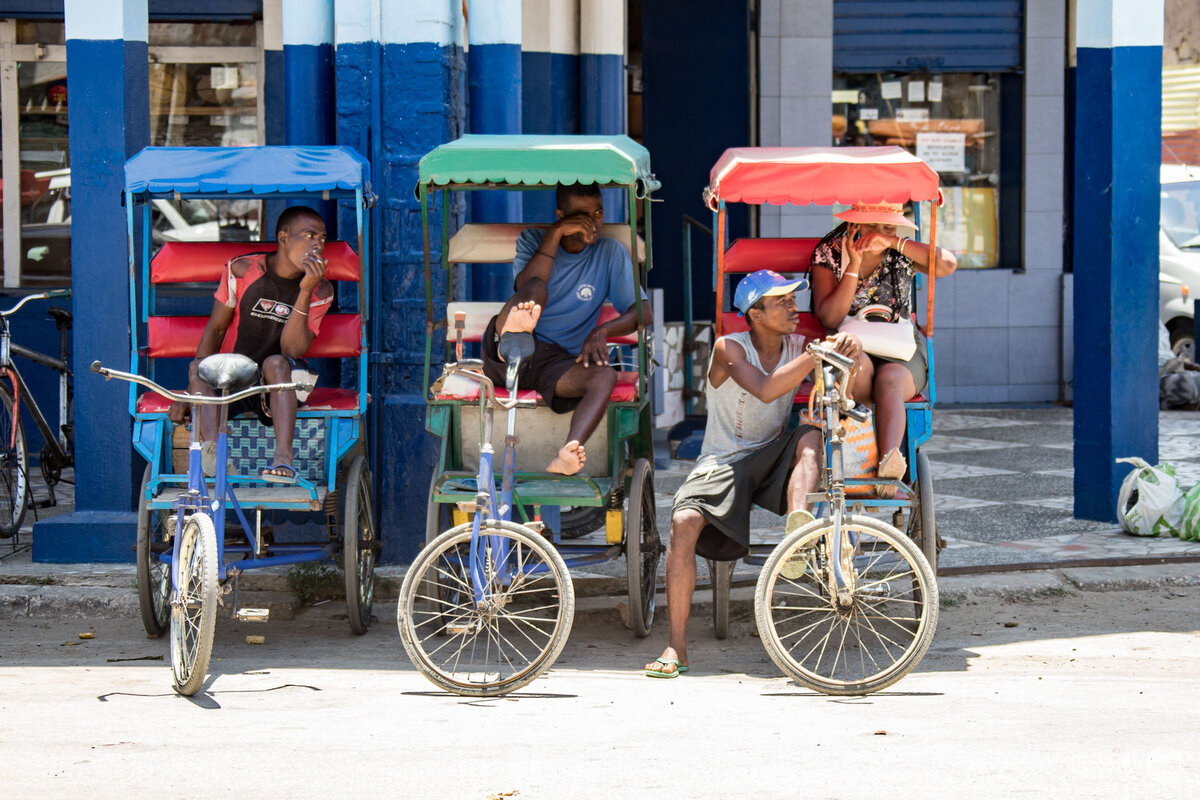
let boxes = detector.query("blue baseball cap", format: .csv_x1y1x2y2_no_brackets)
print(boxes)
734,269,808,316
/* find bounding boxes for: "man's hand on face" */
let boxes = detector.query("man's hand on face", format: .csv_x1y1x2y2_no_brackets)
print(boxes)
576,327,611,368
298,250,326,292
826,331,862,359
552,211,600,244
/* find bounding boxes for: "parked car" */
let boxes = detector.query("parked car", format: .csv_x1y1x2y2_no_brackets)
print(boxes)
2,169,258,285
1161,163,1200,360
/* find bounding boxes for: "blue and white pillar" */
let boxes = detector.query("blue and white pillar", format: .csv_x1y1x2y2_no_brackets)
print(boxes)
467,0,523,300
1072,0,1163,521
284,0,337,236
579,0,626,220
35,0,150,562
335,0,466,562
521,0,580,222
262,1,287,230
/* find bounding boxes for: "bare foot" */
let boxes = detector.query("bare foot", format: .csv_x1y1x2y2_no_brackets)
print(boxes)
501,300,542,336
645,646,689,677
547,440,586,475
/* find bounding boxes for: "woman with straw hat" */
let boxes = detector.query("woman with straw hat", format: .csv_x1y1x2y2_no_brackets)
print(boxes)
809,203,957,497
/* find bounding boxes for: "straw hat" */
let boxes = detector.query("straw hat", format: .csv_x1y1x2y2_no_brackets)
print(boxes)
834,202,916,230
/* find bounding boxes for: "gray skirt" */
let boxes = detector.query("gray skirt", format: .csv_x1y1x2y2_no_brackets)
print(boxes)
871,328,929,397
673,425,818,562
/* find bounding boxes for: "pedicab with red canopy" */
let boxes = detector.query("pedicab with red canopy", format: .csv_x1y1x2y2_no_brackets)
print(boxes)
690,146,944,653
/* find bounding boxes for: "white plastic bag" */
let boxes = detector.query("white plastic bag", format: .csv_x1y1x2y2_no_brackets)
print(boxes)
1179,482,1200,541
1116,457,1184,537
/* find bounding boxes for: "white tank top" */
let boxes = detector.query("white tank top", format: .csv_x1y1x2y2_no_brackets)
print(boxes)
698,331,808,468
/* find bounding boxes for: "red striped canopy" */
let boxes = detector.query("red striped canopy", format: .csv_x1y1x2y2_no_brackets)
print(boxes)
705,146,941,207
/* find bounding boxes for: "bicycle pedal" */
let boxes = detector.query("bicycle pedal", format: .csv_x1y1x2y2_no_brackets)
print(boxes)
445,621,479,636
235,607,270,622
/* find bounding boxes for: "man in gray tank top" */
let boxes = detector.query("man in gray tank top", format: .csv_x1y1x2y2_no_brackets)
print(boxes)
645,270,861,678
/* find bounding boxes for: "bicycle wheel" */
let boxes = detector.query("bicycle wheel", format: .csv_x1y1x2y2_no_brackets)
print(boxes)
754,514,938,695
342,454,377,635
171,514,218,696
915,450,940,571
136,465,172,637
624,459,659,638
0,382,28,538
398,519,575,697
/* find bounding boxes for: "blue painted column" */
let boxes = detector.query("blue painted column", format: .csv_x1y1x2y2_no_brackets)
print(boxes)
34,0,149,562
521,0,579,223
335,0,466,562
468,0,523,301
1072,0,1163,521
580,0,626,221
284,0,337,235
262,0,287,232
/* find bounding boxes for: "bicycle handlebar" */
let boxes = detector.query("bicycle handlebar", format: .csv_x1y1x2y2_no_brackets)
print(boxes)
440,362,537,411
90,361,313,406
806,341,857,372
1,289,71,318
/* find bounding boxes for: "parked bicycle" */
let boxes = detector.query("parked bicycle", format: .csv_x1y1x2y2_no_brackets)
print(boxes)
0,289,73,539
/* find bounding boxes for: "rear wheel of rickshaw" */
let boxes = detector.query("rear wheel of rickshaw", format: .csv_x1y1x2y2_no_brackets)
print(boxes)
136,464,172,637
625,459,659,638
710,559,734,640
398,519,575,696
0,382,28,538
754,514,938,695
342,454,377,635
171,513,218,696
914,451,939,572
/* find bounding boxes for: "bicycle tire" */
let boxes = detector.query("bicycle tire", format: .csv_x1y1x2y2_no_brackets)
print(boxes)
754,514,938,695
711,558,733,640
398,519,574,697
342,454,377,635
916,450,940,571
625,459,659,638
0,382,28,538
136,465,172,637
170,514,218,697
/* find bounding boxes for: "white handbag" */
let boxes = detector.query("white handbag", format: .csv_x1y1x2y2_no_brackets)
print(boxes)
838,304,917,361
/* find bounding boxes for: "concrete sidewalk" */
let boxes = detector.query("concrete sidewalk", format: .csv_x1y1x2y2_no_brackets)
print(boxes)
4,404,1200,619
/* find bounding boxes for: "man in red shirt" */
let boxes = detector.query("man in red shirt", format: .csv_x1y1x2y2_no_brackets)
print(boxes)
168,206,333,484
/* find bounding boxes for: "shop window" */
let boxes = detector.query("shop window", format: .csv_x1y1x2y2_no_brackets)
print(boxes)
833,72,1013,270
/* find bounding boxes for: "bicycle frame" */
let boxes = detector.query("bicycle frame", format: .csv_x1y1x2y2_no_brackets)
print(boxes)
0,290,72,463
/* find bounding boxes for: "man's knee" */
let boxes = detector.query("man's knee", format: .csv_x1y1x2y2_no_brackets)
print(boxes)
668,508,704,552
590,366,618,392
261,354,291,382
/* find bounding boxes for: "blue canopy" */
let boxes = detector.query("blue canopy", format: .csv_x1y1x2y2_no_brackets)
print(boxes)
124,146,370,196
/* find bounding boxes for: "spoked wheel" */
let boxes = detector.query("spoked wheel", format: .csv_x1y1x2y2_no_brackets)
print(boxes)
914,450,940,572
754,514,938,696
0,382,28,538
398,519,575,697
342,454,377,635
171,514,218,696
710,559,734,640
136,465,172,637
624,459,660,638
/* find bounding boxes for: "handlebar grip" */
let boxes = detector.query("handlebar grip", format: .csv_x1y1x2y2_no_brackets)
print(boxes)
47,289,71,299
90,360,104,374
845,404,872,423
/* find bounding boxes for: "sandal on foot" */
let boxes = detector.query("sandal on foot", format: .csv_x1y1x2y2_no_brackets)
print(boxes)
785,509,816,536
645,657,688,678
876,448,907,499
260,463,298,485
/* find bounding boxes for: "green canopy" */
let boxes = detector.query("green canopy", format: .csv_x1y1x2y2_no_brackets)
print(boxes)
418,135,659,194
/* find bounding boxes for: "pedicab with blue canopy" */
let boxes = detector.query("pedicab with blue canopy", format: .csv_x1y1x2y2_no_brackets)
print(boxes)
91,145,377,696
396,134,663,696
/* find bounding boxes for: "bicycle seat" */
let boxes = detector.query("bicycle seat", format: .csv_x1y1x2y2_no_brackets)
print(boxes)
498,331,535,365
197,353,259,393
47,307,72,329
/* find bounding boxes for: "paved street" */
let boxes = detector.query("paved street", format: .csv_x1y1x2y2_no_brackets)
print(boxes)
2,574,1198,799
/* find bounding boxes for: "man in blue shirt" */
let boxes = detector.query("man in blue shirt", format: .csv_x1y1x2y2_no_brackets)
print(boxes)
481,184,649,475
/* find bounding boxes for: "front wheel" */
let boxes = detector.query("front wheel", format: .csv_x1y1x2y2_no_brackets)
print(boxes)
754,514,938,695
0,382,28,538
342,455,377,635
136,464,171,637
171,514,218,696
398,519,575,697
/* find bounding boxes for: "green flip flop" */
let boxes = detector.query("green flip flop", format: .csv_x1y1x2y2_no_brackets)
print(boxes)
645,657,689,678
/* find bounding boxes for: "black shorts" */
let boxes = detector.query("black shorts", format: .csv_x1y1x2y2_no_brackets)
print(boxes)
227,356,312,425
673,425,819,561
480,316,581,414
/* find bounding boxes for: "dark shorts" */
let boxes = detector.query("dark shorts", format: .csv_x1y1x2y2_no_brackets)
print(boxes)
481,315,581,414
227,356,312,425
871,329,929,397
673,425,819,562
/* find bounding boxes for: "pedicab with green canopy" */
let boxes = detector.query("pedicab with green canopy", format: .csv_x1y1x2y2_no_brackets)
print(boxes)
397,135,663,696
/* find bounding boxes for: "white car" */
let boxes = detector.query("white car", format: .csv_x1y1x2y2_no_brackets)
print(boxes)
1161,163,1200,360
